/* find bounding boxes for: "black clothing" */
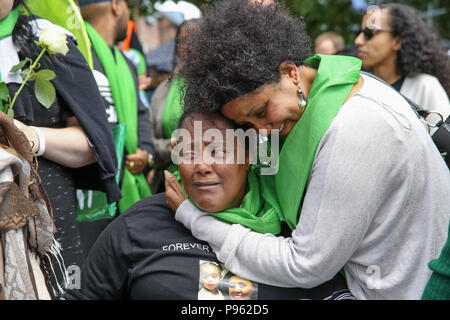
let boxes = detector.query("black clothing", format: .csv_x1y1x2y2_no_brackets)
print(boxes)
8,26,120,292
391,76,405,92
65,193,354,300
77,46,156,258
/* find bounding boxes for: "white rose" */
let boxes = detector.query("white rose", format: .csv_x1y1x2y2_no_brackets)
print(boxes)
38,29,69,56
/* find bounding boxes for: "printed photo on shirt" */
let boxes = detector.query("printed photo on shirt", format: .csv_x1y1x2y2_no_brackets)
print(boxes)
198,260,258,300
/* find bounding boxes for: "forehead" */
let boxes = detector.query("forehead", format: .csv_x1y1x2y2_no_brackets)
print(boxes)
362,8,390,28
221,83,276,121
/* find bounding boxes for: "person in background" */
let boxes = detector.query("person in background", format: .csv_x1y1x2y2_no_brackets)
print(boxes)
78,0,155,256
147,18,200,194
314,31,345,55
355,3,450,119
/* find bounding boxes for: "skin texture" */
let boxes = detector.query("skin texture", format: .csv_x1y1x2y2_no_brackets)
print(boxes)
0,0,14,20
176,113,249,213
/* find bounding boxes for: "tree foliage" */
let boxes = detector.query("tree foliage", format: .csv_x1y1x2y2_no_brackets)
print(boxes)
135,0,449,48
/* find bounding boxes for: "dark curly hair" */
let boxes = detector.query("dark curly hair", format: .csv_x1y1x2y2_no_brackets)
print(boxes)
381,3,450,97
178,0,312,114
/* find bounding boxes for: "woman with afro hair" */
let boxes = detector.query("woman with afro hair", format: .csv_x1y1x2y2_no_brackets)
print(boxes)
355,3,449,120
164,0,450,300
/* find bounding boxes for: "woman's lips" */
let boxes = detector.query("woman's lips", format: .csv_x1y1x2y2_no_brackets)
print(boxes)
193,181,220,190
357,50,367,58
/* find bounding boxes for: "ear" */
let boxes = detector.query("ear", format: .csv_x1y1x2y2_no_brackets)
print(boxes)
279,61,300,84
392,36,402,52
111,0,121,16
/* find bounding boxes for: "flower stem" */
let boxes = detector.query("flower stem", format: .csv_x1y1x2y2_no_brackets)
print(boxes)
7,47,47,114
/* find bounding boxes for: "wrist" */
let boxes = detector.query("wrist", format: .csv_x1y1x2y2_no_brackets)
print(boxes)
30,126,46,156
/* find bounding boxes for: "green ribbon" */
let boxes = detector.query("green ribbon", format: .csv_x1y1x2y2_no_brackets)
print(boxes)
85,21,151,213
272,54,362,229
162,77,185,139
0,7,19,40
174,165,282,235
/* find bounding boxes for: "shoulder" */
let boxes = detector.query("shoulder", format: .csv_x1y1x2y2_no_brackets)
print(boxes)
118,192,185,236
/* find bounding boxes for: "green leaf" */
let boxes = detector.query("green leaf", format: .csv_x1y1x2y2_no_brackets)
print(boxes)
35,69,56,81
9,58,31,73
0,82,10,101
20,68,30,81
7,107,14,120
34,77,56,109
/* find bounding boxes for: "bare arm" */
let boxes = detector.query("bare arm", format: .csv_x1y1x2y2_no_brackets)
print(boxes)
14,116,96,168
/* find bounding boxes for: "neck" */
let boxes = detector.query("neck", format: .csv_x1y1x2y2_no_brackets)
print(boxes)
373,56,402,85
298,66,318,98
88,18,116,46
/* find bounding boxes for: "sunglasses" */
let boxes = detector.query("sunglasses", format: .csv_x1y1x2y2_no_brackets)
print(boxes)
355,27,393,40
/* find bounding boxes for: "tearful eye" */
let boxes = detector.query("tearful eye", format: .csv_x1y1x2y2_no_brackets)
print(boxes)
255,104,268,118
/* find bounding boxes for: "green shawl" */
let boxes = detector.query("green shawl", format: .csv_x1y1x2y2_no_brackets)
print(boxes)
0,7,19,111
85,22,151,213
273,54,362,229
174,165,282,235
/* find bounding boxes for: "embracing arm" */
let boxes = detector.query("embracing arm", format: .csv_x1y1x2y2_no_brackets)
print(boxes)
168,102,406,288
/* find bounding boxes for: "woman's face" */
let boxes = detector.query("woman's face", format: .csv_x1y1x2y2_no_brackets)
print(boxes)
354,8,401,69
229,275,254,300
221,71,303,137
0,0,15,20
178,113,249,213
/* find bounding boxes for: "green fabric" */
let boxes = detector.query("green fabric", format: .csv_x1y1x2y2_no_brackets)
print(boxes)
267,54,362,230
174,165,282,235
77,124,126,221
24,0,93,69
0,7,18,40
162,77,185,139
422,222,450,300
128,48,147,76
85,22,151,213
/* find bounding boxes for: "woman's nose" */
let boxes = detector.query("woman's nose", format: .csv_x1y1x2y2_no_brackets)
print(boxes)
354,32,365,46
253,120,272,136
196,158,213,175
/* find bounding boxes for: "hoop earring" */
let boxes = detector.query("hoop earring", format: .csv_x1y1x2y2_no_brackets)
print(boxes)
298,86,307,110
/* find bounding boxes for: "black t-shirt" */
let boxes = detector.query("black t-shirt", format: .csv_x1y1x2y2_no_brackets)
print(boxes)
64,193,354,300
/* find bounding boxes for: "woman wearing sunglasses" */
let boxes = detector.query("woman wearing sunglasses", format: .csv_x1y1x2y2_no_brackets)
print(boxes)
165,0,450,300
355,3,450,119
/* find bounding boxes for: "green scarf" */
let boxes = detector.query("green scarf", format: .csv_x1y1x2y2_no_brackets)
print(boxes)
174,165,282,235
85,22,151,213
273,54,362,230
162,77,185,139
0,7,18,40
0,7,19,111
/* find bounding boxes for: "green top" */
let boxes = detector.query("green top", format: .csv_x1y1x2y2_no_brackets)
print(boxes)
422,222,450,300
0,7,18,40
85,21,151,213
